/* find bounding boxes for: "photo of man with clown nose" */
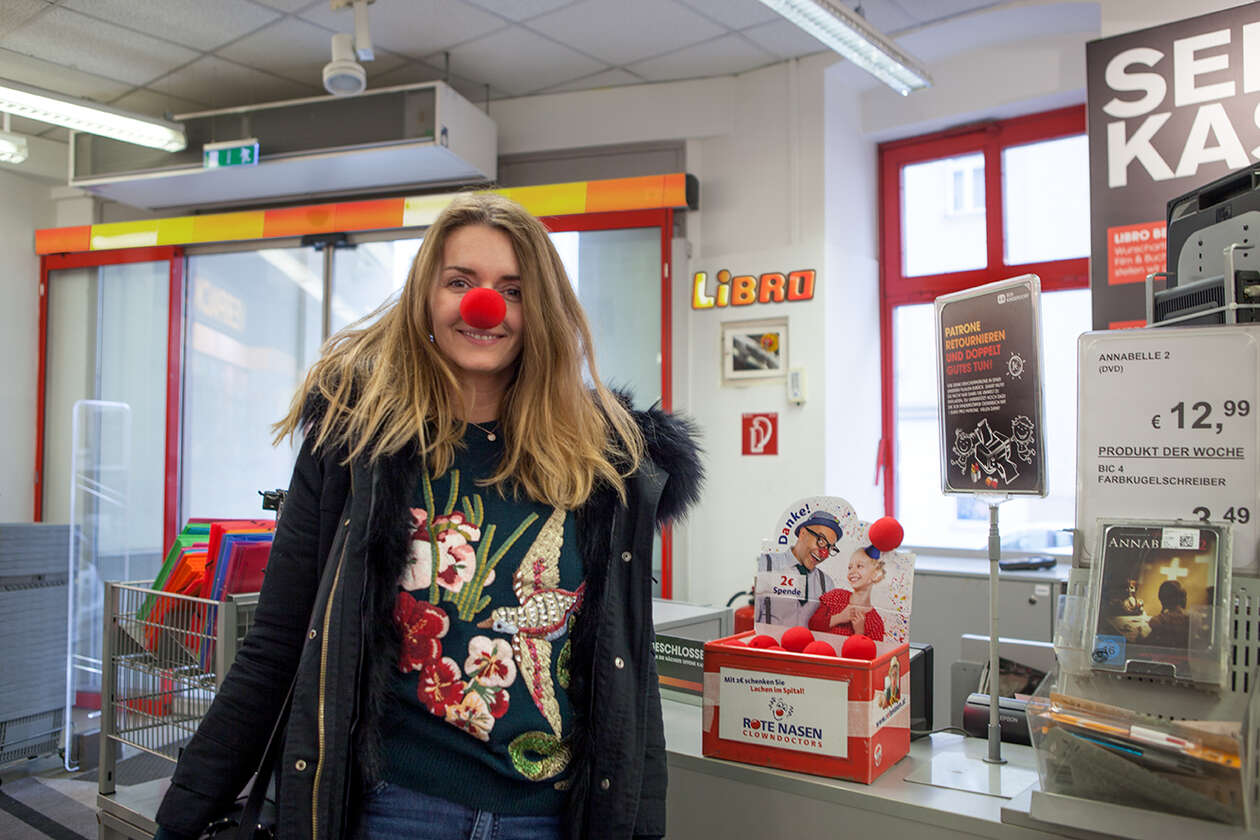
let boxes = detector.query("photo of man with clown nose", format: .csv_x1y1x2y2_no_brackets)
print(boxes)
755,511,843,627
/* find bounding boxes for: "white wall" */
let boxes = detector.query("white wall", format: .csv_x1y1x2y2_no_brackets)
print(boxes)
0,169,55,521
485,0,1256,609
492,54,869,608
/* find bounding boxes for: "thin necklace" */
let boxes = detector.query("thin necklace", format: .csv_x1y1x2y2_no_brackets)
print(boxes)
468,419,498,442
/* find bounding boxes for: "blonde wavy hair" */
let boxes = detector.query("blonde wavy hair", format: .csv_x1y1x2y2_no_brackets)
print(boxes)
273,192,645,508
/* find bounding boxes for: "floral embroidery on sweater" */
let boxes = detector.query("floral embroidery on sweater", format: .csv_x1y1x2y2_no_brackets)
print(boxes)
393,469,580,772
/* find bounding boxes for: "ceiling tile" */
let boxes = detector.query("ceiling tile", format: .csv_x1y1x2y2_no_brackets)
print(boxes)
300,0,507,58
367,60,508,104
217,17,407,86
627,33,774,82
892,0,1007,26
0,6,200,86
61,0,281,51
536,66,643,94
0,0,49,39
430,26,606,97
463,0,579,22
149,55,321,109
249,0,324,12
527,0,724,66
0,46,133,101
110,87,210,119
854,1,918,35
896,2,1099,64
678,0,779,30
369,61,445,88
740,17,827,60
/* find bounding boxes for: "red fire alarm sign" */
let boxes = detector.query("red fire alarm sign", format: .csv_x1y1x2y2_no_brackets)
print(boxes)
741,413,778,455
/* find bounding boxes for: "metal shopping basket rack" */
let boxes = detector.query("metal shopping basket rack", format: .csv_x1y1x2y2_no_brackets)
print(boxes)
96,581,258,840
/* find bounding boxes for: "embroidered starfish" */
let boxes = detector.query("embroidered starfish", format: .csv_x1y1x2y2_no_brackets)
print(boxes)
478,506,584,736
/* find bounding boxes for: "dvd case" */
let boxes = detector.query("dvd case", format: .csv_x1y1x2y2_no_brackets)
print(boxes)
1087,519,1230,688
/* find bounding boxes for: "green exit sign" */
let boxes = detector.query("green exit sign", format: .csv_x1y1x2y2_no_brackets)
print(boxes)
203,138,259,168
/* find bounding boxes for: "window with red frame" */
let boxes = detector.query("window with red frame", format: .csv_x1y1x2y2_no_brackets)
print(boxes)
878,105,1091,551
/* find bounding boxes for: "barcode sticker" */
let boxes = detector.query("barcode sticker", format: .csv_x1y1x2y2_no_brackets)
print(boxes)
1161,527,1199,549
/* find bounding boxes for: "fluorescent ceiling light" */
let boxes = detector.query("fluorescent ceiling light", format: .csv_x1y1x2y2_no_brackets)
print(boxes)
0,130,28,164
0,78,186,151
757,0,931,95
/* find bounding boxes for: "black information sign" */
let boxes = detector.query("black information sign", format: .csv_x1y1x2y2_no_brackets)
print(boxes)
936,275,1047,496
652,633,706,696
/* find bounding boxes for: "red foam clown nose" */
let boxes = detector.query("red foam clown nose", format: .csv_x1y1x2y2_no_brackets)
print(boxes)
460,287,506,330
868,516,904,552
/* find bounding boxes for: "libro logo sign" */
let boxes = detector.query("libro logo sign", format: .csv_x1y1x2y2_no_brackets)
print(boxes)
693,269,815,309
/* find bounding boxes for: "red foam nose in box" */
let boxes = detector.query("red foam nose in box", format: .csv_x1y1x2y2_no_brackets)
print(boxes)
701,631,910,783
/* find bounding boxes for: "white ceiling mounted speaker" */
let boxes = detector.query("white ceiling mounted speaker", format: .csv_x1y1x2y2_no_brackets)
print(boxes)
324,33,366,95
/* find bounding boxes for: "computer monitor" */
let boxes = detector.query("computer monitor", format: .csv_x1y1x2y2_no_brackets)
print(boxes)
1148,164,1260,326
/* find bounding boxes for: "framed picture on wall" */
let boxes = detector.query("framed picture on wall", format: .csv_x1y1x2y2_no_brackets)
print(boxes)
721,318,788,384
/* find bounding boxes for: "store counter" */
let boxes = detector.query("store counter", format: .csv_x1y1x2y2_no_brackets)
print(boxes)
661,698,1062,839
100,700,1059,840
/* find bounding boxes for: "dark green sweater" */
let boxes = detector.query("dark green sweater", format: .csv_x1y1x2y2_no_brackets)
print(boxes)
382,426,583,815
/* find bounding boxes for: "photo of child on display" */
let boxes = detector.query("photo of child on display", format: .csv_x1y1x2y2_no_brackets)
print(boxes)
753,496,914,649
809,545,886,640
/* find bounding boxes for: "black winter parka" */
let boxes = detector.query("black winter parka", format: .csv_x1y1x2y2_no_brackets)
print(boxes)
155,400,703,840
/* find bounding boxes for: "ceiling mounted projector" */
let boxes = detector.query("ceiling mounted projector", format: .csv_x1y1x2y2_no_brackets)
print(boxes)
324,0,374,96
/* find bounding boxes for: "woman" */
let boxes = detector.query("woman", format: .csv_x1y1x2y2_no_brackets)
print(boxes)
808,545,885,641
154,193,703,840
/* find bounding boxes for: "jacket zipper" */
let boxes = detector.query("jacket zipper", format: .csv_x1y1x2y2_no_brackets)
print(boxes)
312,476,354,840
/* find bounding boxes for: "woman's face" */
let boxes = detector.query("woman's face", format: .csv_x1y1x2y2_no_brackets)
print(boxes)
427,224,525,389
847,551,880,590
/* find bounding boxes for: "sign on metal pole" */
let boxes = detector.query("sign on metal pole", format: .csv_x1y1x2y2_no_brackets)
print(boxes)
935,274,1048,498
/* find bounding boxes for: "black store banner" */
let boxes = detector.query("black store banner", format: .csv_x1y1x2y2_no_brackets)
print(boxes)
1087,5,1260,329
936,276,1046,496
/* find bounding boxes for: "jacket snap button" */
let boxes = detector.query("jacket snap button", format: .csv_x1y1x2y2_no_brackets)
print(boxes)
621,551,631,562
308,629,317,640
614,656,625,669
600,777,611,791
295,759,307,771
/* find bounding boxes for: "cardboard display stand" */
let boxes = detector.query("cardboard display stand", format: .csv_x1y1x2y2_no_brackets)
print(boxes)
701,631,911,784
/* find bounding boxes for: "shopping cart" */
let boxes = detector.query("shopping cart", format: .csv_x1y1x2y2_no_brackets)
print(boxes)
97,582,258,806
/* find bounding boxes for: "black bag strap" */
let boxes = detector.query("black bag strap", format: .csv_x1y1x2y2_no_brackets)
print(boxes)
231,485,307,839
233,672,296,840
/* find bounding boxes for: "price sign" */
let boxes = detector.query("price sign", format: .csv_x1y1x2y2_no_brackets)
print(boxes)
1077,326,1260,572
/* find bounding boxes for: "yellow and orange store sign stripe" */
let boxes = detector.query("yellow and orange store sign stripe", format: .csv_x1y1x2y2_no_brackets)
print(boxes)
35,173,690,255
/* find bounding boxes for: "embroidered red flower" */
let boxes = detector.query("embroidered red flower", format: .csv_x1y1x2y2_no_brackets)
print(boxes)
419,657,466,715
401,508,434,591
487,689,510,719
394,592,449,672
432,530,477,593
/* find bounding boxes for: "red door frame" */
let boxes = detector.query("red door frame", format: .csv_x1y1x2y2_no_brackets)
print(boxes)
541,208,676,596
876,105,1088,516
37,246,185,551
35,210,676,594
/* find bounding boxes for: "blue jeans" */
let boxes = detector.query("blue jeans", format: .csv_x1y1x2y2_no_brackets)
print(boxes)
356,782,564,840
